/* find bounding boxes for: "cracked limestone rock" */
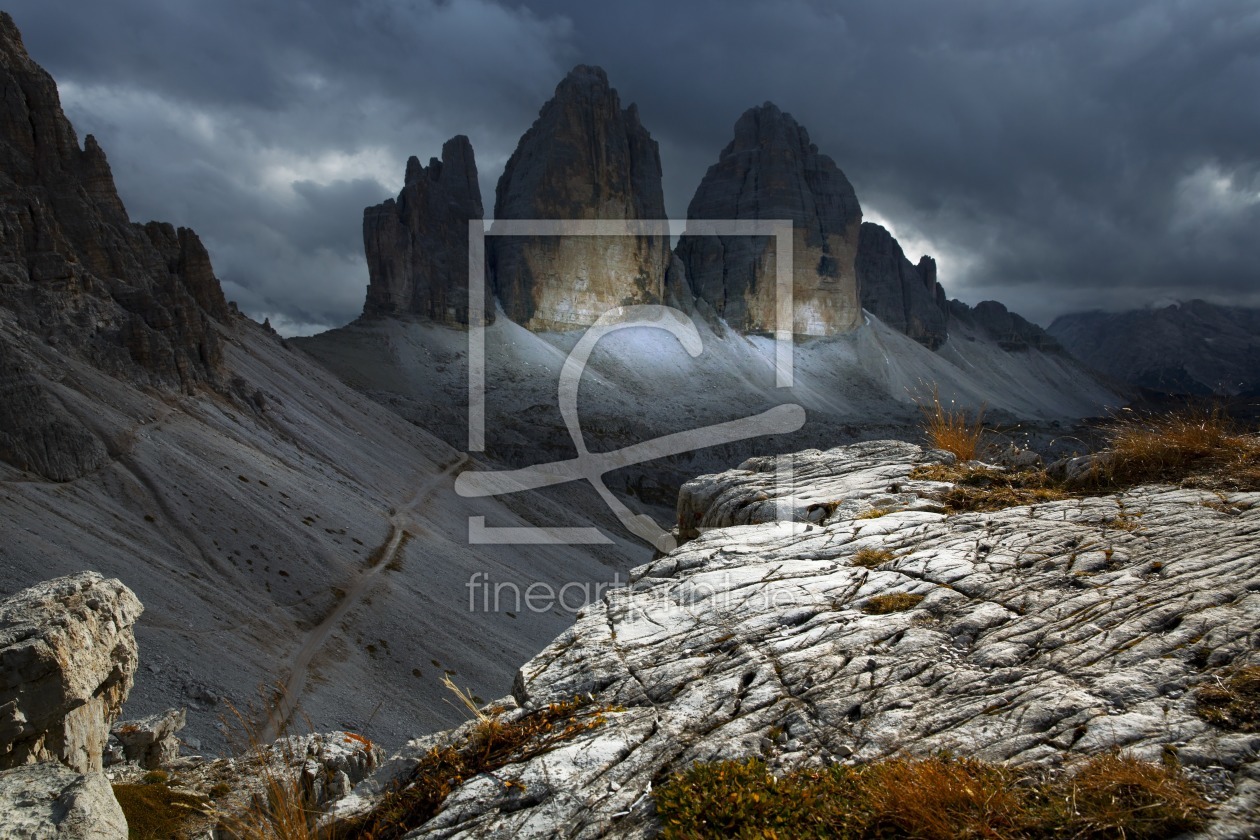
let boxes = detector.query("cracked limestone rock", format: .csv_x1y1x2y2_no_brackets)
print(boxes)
0,572,142,774
339,440,1260,839
0,762,127,840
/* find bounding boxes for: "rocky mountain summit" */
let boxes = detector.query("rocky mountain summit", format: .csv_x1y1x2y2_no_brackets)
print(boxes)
0,11,230,481
1049,300,1260,395
362,136,488,325
678,103,864,337
329,440,1260,838
489,65,670,331
855,222,948,348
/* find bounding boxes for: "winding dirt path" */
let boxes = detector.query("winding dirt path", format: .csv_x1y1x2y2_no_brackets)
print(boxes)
264,453,470,739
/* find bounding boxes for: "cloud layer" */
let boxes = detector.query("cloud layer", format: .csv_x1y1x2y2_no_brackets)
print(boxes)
11,0,1259,331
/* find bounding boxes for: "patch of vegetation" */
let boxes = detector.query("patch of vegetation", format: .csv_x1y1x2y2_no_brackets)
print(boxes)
910,462,1072,513
654,752,1212,839
1196,666,1260,732
1082,406,1260,491
856,507,893,520
862,592,924,614
113,782,209,840
337,685,611,840
918,386,986,461
851,548,895,568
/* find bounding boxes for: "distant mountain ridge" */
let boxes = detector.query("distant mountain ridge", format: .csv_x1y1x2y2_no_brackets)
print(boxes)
1048,300,1260,395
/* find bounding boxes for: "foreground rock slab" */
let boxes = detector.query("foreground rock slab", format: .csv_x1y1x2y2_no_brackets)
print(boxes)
0,763,127,840
344,440,1260,839
0,572,142,773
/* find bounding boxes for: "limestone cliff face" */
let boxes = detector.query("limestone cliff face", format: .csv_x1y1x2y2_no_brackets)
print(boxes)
362,136,489,325
0,13,230,479
677,103,862,336
855,222,948,349
489,66,669,331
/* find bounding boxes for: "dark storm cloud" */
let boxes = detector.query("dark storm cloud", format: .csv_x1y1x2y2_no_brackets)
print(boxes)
8,0,1258,332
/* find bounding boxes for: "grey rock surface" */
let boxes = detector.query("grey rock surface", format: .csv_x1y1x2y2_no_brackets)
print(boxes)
1048,300,1260,396
855,222,948,349
950,299,1061,352
342,440,1260,839
677,103,863,336
362,137,488,325
0,763,127,840
490,65,669,331
0,12,229,480
0,573,142,774
109,708,185,770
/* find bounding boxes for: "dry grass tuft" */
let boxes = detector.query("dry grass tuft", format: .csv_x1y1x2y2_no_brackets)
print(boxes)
862,592,924,614
851,547,896,568
215,699,323,840
918,385,987,462
1048,752,1213,838
910,462,1072,513
856,507,893,519
1085,407,1260,490
1196,666,1260,732
338,695,610,839
654,752,1211,839
113,779,212,840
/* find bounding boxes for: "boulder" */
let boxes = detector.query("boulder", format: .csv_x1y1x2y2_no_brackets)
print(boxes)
0,763,127,840
0,573,142,773
489,65,670,331
109,708,185,770
361,136,489,325
677,103,863,336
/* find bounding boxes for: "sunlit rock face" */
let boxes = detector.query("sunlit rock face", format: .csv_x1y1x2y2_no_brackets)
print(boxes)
489,65,670,331
361,136,489,326
677,103,863,337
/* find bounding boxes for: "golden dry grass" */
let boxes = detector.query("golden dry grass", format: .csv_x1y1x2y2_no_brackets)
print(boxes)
113,779,212,840
862,592,925,614
1086,407,1260,490
338,695,610,840
909,463,1072,513
851,547,896,568
1197,666,1260,732
918,386,987,462
654,752,1211,839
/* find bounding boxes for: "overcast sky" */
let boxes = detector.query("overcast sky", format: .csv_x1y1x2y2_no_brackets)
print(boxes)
9,1,1259,333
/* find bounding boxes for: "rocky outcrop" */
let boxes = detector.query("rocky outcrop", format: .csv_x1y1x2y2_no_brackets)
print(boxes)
677,103,863,336
0,762,127,840
362,137,489,325
108,709,185,770
489,66,669,331
0,13,231,479
1048,300,1260,395
0,573,142,774
950,298,1061,352
335,440,1260,838
855,222,949,348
